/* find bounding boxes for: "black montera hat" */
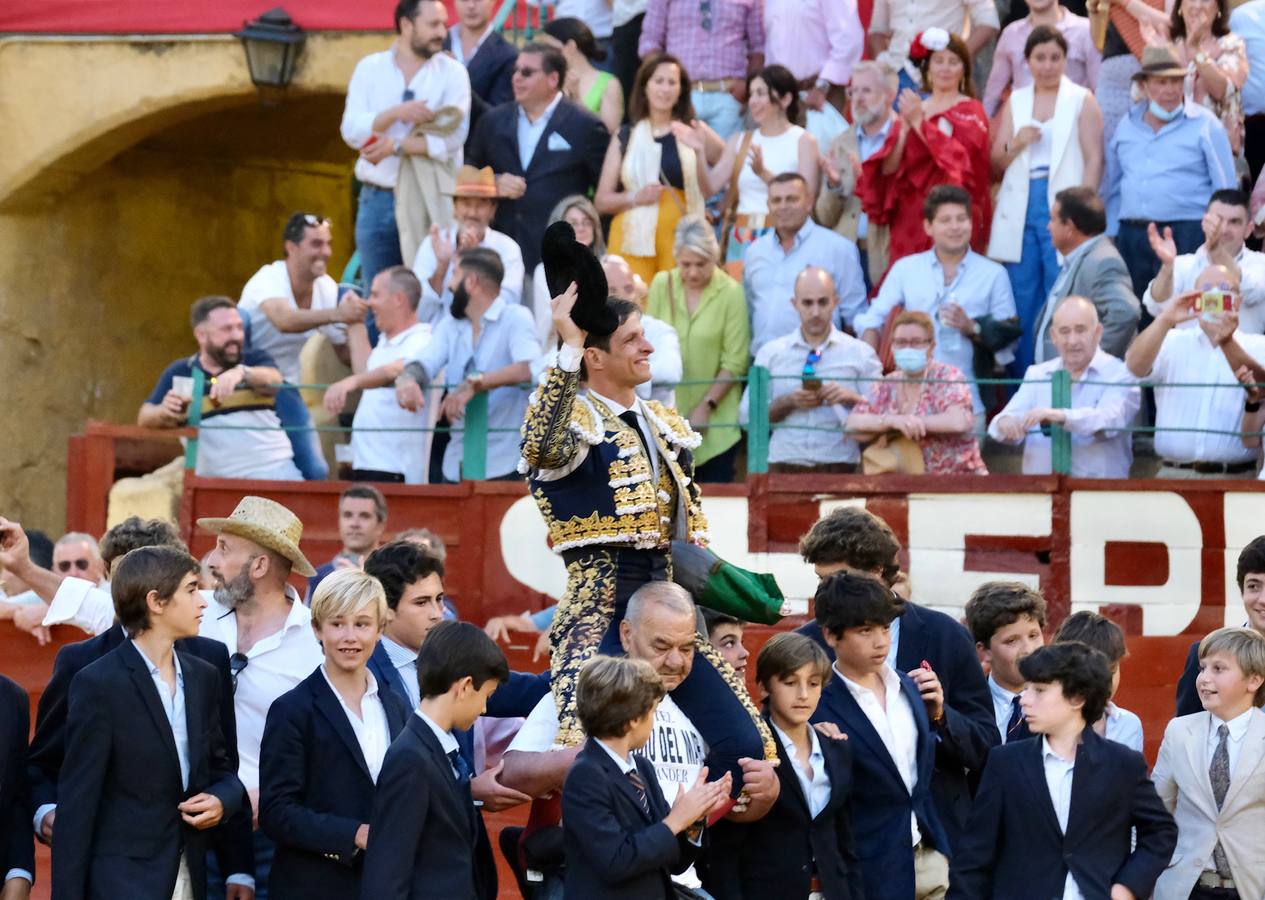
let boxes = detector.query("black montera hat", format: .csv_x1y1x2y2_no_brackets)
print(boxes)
540,221,619,337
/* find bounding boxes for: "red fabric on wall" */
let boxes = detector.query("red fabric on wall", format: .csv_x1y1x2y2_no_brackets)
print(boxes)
0,0,452,34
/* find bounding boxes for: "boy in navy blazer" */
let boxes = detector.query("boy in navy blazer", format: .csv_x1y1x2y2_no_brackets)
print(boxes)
962,581,1047,747
704,633,863,900
359,621,509,899
948,642,1177,900
52,546,244,900
562,656,732,900
808,572,952,900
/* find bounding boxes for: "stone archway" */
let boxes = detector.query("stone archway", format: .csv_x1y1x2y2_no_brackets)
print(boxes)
0,32,389,528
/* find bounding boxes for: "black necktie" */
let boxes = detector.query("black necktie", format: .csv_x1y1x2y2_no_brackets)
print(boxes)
627,767,651,816
1006,695,1024,741
448,748,473,786
618,410,652,460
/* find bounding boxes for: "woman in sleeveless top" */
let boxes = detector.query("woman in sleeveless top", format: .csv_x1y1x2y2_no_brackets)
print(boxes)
597,52,723,286
542,16,624,134
679,65,820,264
990,25,1103,375
1171,0,1247,158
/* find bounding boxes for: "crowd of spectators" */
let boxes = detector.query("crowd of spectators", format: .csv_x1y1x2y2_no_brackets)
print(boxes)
125,0,1265,488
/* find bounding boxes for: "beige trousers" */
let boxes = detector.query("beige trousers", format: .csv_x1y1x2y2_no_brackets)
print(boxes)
914,843,950,900
171,856,194,900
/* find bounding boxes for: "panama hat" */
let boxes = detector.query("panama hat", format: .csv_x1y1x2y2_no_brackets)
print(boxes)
1132,45,1188,80
447,165,499,199
197,496,316,577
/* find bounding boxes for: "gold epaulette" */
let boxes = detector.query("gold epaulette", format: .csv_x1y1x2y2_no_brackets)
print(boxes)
643,400,702,450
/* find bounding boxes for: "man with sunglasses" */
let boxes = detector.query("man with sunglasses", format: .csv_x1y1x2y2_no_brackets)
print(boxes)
50,533,106,587
739,265,881,473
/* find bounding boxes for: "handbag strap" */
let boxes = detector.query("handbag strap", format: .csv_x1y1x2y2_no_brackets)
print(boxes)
720,130,756,225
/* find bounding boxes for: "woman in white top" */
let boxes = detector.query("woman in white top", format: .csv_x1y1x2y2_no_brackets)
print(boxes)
989,24,1103,376
679,65,820,264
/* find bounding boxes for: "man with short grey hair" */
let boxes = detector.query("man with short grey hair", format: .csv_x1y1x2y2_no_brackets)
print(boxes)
51,533,106,587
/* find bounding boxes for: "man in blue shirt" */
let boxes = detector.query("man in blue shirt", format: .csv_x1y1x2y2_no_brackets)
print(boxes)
398,247,540,481
1103,45,1237,298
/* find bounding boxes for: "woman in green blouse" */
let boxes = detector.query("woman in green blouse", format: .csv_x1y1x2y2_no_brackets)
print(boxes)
541,17,623,135
646,216,751,481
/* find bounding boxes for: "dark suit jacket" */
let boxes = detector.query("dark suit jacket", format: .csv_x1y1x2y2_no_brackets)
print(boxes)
1176,639,1203,717
360,714,480,899
1035,234,1140,361
444,29,516,142
51,642,244,900
799,601,998,848
811,669,951,900
947,729,1177,900
26,625,252,879
1,675,34,882
259,666,411,900
562,738,698,900
466,96,610,270
703,717,863,900
367,639,549,899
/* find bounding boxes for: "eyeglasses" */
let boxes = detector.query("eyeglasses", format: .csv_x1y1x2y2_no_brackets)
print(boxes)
230,652,249,693
513,66,540,77
891,338,932,349
55,558,93,573
700,0,712,31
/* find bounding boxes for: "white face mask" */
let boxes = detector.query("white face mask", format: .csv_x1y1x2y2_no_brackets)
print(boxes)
893,347,929,373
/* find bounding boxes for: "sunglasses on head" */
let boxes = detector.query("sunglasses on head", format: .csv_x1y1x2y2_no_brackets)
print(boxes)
301,214,329,227
55,558,93,573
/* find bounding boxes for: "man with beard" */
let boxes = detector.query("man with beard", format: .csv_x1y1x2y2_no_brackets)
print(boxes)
140,295,300,480
341,0,472,302
396,247,539,482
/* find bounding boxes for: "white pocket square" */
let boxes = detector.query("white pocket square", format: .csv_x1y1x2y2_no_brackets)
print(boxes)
546,133,572,152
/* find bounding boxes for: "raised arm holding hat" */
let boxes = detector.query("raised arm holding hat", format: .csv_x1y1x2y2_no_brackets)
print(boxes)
519,222,779,792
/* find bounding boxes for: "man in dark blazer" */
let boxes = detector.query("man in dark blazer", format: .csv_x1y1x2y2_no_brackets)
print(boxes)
258,665,410,899
809,573,952,900
704,712,863,900
443,0,516,145
1032,185,1140,364
466,42,609,271
2,674,34,898
795,507,997,850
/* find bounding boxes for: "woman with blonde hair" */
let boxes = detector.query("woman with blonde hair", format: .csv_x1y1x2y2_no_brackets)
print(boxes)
645,216,750,481
259,568,411,899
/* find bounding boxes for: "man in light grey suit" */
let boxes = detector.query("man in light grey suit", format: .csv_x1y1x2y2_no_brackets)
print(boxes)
1032,186,1140,365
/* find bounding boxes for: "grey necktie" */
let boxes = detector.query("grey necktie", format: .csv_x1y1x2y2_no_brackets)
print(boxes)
1210,723,1233,878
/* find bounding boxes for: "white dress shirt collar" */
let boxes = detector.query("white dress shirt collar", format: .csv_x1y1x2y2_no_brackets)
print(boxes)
416,707,461,756
596,738,638,774
131,640,190,791
319,664,391,782
771,718,832,819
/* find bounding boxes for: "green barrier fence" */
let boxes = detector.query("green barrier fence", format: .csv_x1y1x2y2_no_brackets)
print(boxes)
181,366,1265,479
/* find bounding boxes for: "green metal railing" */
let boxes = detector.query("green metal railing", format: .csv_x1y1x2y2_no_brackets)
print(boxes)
181,365,1264,479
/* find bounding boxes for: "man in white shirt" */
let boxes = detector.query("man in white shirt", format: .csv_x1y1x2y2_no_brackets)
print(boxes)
324,267,434,484
855,185,1018,415
412,165,524,323
740,266,881,473
1144,189,1265,335
1127,264,1265,478
501,583,780,895
991,296,1141,477
341,0,472,298
238,213,366,481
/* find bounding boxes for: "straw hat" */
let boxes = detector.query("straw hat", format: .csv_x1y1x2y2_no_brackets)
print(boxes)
449,165,499,199
197,496,316,577
1131,45,1187,80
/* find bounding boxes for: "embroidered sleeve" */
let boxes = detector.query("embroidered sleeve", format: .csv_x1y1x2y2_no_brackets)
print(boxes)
520,363,583,471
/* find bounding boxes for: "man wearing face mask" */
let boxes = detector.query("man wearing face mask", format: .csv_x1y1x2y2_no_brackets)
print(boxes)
991,296,1141,477
1103,45,1237,299
1144,188,1265,334
396,247,540,482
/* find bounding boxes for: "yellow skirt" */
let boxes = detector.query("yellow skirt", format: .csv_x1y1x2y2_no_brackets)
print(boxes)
608,187,686,287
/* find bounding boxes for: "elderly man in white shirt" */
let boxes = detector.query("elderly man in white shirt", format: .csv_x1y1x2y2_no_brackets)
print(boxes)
1127,264,1265,478
991,296,1141,478
341,0,472,297
1144,189,1265,335
740,266,882,473
412,165,524,323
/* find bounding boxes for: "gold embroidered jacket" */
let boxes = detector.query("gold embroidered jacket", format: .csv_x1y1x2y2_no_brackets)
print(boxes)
518,363,709,552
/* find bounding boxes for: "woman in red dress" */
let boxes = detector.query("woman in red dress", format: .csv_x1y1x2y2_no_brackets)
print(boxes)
859,28,992,274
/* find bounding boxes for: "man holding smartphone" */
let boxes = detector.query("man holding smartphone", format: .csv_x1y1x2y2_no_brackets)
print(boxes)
739,265,881,473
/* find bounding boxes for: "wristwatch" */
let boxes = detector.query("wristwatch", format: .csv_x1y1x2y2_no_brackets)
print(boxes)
705,397,718,412
238,365,252,384
466,371,486,392
1195,52,1210,66
814,78,831,95
392,138,403,156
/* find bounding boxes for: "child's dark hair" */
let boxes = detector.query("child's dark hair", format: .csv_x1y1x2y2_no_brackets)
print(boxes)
798,507,901,586
417,621,508,699
576,656,665,739
112,545,201,636
1018,642,1111,726
1236,536,1265,591
364,540,445,610
756,633,831,691
1052,611,1126,665
963,581,1047,646
813,572,902,640
701,607,743,638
